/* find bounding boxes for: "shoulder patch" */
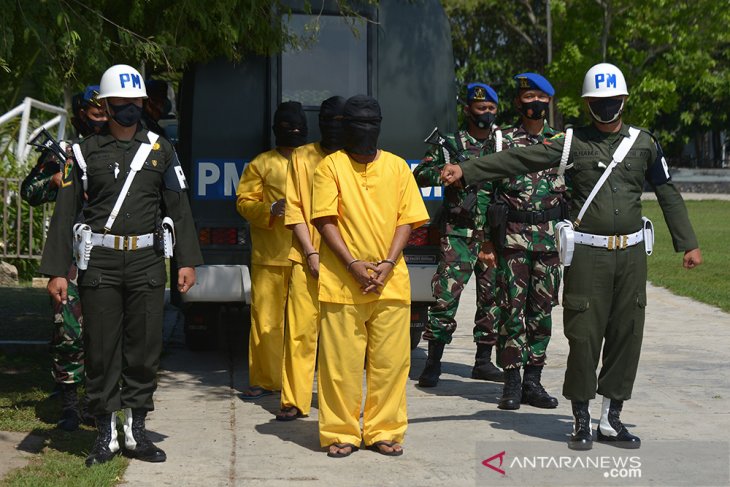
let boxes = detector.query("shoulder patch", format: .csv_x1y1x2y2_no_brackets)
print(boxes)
60,159,74,188
163,152,188,192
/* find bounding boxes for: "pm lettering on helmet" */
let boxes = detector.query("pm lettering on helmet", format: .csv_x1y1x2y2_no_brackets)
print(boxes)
119,73,142,89
594,73,617,89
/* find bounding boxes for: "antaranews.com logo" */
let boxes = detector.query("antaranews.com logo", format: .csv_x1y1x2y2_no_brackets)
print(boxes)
482,450,641,479
475,441,729,486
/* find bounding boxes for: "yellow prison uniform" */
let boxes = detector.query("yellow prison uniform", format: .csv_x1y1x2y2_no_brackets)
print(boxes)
311,150,429,448
281,143,326,415
236,149,293,391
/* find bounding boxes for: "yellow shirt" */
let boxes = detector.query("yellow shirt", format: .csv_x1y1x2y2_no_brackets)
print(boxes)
236,149,293,266
285,142,326,264
312,150,429,304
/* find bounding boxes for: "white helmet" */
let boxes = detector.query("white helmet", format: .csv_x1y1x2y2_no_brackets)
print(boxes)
98,64,148,99
581,63,628,98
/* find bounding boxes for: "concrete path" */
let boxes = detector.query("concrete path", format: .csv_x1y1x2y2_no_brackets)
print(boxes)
120,278,730,487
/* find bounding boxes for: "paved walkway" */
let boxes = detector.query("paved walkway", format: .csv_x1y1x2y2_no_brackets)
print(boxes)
119,278,730,487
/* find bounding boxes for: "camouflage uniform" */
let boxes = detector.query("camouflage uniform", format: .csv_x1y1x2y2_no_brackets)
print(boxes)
413,129,498,345
21,152,84,385
491,122,565,370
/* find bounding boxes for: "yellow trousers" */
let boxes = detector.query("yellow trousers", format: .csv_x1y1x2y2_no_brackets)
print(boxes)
249,264,291,391
280,262,319,415
318,300,410,448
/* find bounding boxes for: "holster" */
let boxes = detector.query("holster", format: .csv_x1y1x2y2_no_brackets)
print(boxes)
486,201,509,248
73,223,93,270
154,217,176,258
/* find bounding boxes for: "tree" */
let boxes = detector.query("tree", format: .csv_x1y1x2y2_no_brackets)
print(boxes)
0,0,329,111
444,0,730,164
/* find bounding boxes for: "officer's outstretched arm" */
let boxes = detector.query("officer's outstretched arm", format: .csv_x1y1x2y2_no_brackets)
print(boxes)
460,138,564,186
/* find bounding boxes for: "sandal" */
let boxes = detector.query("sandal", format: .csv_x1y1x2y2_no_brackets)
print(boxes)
275,406,303,421
367,440,403,456
239,387,274,400
326,443,359,458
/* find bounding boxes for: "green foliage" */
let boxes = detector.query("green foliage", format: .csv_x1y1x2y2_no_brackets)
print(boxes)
642,200,730,313
0,0,319,110
443,0,730,157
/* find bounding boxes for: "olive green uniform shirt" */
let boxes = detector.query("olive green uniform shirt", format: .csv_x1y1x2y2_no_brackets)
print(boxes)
461,123,698,251
40,128,203,276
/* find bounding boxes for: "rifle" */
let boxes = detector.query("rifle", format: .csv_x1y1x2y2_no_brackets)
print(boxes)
423,127,480,227
423,127,470,164
28,129,69,168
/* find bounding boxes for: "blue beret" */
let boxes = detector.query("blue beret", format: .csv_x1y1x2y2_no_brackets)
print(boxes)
467,82,498,104
82,85,102,107
513,73,555,97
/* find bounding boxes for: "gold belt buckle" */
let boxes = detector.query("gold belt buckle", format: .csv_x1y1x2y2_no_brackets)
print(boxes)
607,235,616,250
620,235,628,249
129,236,138,250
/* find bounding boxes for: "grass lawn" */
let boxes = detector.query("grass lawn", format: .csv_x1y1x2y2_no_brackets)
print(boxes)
0,352,128,486
642,199,730,312
0,286,129,485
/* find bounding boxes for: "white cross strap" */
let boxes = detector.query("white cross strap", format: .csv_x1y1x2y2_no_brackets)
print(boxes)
574,126,640,227
104,131,160,232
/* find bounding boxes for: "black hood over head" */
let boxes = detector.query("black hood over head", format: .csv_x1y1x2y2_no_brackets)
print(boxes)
319,95,346,152
343,95,382,156
273,101,308,148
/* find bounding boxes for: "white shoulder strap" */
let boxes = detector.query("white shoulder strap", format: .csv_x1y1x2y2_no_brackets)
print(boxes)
574,126,640,227
72,143,89,191
494,128,502,152
104,132,160,232
558,128,573,176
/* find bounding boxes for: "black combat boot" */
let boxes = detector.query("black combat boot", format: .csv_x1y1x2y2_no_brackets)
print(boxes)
597,398,641,449
122,408,167,462
418,341,445,387
471,344,504,382
85,413,120,467
57,383,80,431
497,368,522,410
568,401,593,451
521,365,558,409
79,393,96,427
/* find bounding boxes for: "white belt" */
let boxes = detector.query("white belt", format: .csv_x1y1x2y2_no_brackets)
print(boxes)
573,229,644,250
90,232,155,251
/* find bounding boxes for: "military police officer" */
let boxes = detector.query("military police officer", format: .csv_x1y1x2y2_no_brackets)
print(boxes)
41,64,203,466
442,63,702,450
413,82,504,387
479,73,565,411
22,85,107,431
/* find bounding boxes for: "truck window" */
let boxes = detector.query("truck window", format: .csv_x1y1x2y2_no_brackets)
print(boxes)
281,14,368,107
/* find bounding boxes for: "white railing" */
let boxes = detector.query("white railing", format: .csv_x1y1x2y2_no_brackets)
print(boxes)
0,97,67,165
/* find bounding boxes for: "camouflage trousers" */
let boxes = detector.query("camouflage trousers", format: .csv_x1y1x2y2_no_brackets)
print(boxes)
495,248,561,370
50,264,84,385
423,235,498,345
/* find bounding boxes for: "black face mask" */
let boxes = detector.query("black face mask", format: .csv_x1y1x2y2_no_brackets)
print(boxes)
470,111,496,129
109,102,143,127
520,100,550,120
344,119,380,156
588,98,624,124
87,118,107,132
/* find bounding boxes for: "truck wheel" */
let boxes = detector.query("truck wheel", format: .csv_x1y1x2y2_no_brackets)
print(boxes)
410,325,423,350
184,304,219,351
